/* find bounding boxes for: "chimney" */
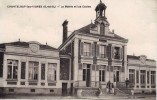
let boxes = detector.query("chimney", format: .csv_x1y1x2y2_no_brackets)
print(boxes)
62,20,68,43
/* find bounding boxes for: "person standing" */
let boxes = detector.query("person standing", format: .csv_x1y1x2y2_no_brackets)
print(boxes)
125,78,130,88
111,83,115,94
107,81,111,94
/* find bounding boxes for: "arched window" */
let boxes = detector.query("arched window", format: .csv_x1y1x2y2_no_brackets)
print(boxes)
100,23,105,35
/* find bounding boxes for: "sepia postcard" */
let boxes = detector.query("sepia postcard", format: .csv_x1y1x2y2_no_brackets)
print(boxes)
0,0,156,99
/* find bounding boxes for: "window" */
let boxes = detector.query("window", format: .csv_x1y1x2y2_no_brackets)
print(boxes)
41,64,45,80
100,23,105,35
113,47,120,59
7,60,18,79
30,89,35,92
99,65,105,82
0,62,3,77
83,69,86,81
28,61,39,80
129,69,135,83
151,71,155,84
0,52,3,77
82,64,90,81
41,83,45,86
147,71,149,84
50,89,54,92
140,70,146,84
21,82,25,85
21,62,26,79
47,63,57,81
9,89,14,92
136,70,139,83
100,45,107,58
83,43,91,56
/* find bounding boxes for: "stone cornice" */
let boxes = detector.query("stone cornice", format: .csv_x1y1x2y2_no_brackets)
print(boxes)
4,52,60,60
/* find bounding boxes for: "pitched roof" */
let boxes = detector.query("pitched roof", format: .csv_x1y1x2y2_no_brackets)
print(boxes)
0,41,57,50
127,55,155,61
127,55,139,59
59,23,128,49
75,23,127,42
76,24,92,33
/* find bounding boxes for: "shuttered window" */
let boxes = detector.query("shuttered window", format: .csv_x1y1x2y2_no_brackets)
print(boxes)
83,43,91,56
99,65,105,82
113,47,120,59
100,45,107,58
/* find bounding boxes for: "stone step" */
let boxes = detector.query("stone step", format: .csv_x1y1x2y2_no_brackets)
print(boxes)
115,88,131,96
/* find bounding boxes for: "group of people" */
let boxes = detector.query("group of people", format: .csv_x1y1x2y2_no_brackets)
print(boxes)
98,78,130,95
106,81,115,94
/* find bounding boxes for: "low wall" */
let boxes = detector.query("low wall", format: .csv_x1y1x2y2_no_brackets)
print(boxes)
74,87,99,97
0,87,62,96
134,88,156,94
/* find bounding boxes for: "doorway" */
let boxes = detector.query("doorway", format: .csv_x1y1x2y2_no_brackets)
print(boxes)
62,83,67,96
114,66,120,82
70,83,73,95
86,64,91,87
83,64,91,87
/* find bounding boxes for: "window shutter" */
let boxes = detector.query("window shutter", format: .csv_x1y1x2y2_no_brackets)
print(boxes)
92,64,95,70
110,66,113,72
119,47,122,59
121,66,124,72
107,45,110,58
92,43,95,57
72,41,74,55
107,66,109,71
121,46,124,60
80,42,83,56
96,44,99,57
111,46,114,59
79,63,82,70
96,65,99,71
104,46,107,58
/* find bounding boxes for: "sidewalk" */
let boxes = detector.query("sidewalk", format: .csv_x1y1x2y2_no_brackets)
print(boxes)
0,94,156,99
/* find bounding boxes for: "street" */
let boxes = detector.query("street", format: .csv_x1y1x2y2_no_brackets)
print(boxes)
0,94,156,100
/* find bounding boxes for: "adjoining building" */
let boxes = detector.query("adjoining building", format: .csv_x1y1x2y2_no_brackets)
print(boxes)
0,41,61,95
127,55,156,93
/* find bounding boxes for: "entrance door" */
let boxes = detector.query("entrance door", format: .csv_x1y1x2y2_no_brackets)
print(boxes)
114,71,119,82
70,83,73,95
116,71,119,82
86,64,91,87
62,83,67,96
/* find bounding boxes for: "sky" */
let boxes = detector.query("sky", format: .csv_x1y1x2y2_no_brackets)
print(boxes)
0,0,157,60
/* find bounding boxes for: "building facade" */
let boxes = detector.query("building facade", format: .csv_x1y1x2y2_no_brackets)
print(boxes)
127,55,156,93
0,41,61,95
58,1,128,96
